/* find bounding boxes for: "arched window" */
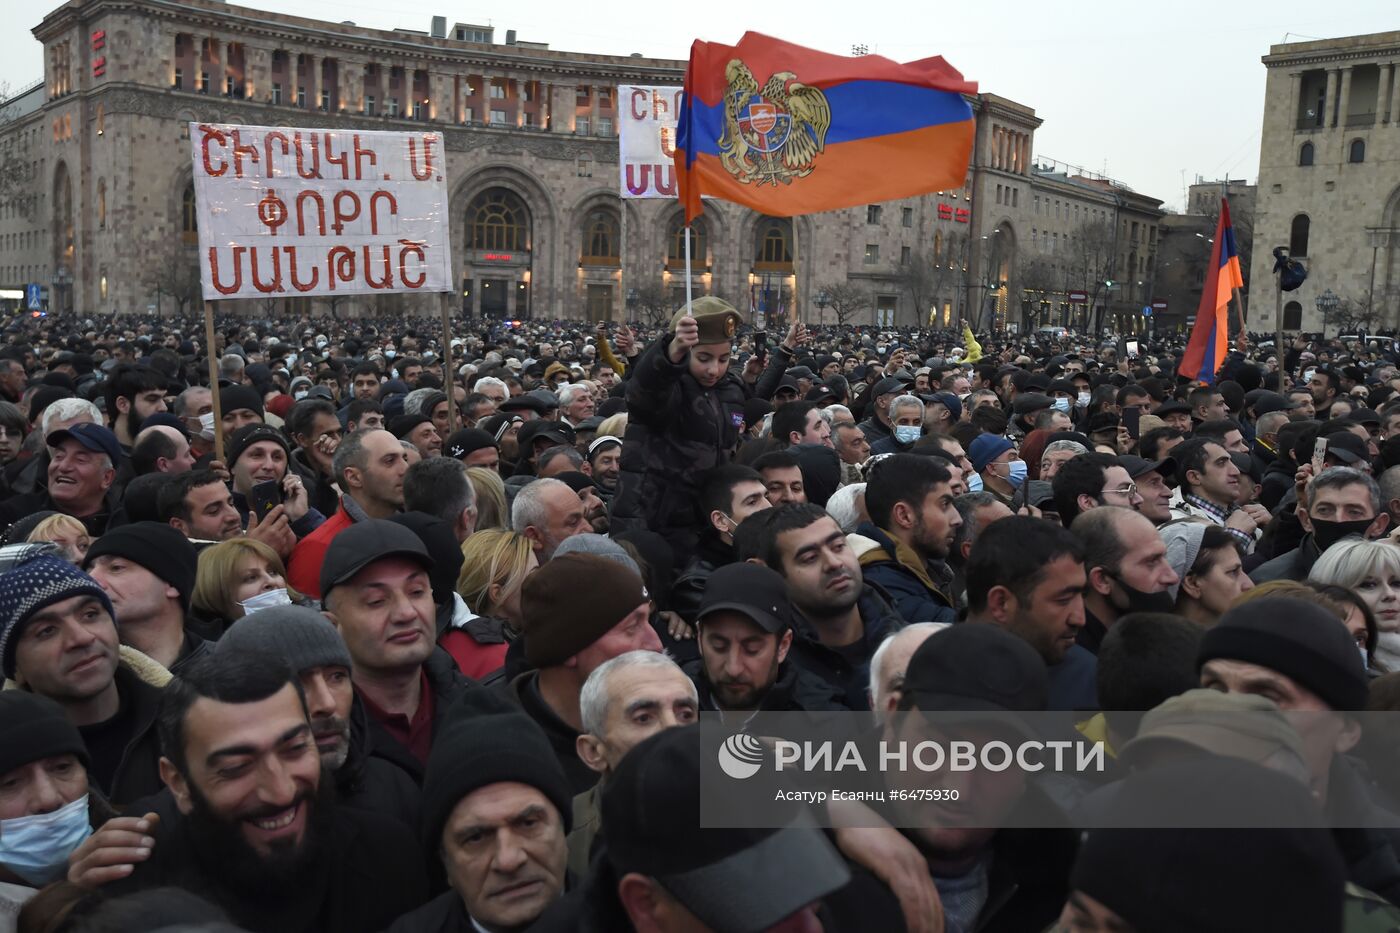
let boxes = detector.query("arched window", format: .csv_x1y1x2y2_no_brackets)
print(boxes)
754,218,793,270
1349,139,1365,164
53,162,73,264
1283,300,1303,330
465,188,529,252
933,231,943,262
97,178,105,229
181,183,198,243
580,208,620,265
1298,142,1314,166
1289,214,1310,257
666,215,707,269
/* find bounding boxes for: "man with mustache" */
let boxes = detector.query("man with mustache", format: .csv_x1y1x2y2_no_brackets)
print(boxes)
215,606,420,827
86,651,427,933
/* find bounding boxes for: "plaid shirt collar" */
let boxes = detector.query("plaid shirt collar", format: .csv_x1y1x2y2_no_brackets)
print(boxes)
1183,493,1233,522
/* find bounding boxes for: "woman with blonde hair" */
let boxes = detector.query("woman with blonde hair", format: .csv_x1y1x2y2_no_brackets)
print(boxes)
448,528,537,678
26,513,91,563
1309,537,1400,670
192,537,300,637
467,465,509,530
596,412,628,442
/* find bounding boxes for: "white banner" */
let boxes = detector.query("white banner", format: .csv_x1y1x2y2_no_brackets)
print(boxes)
191,123,453,300
618,86,682,199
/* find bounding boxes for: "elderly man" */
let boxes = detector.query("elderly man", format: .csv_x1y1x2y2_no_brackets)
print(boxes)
1073,507,1180,655
570,651,698,876
558,383,596,428
497,554,662,794
129,424,195,476
0,423,122,537
867,622,946,720
385,690,573,933
511,477,590,561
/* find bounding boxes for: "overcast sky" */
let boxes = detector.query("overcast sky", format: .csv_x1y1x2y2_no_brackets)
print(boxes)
4,0,1396,212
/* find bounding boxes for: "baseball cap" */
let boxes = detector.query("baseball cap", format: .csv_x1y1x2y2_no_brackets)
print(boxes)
697,563,791,635
805,385,838,404
519,420,575,449
603,725,852,933
1322,431,1368,465
1117,689,1305,769
870,376,905,399
1118,454,1175,480
46,422,121,464
499,395,551,416
1011,392,1053,415
927,391,962,422
444,428,497,461
319,519,433,600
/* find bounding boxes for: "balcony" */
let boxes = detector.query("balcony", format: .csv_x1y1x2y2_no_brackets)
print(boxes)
1346,112,1377,127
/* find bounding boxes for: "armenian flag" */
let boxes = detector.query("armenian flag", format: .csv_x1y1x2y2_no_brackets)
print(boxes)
675,33,977,222
1178,198,1245,384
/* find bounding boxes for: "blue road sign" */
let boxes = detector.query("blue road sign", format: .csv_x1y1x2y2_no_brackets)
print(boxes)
25,284,41,311
1142,305,1153,318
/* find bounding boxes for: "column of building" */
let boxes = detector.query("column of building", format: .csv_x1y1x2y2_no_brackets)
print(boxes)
1325,67,1340,127
1337,65,1354,127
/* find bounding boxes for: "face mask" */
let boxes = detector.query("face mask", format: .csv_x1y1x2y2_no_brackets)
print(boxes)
384,349,397,359
1310,517,1375,552
894,425,921,445
1109,575,1177,614
1052,397,1071,413
315,339,328,350
284,355,298,370
294,389,309,400
1077,391,1091,407
999,459,1028,490
240,588,293,615
965,472,984,493
0,794,92,886
198,412,215,435
1303,368,1316,383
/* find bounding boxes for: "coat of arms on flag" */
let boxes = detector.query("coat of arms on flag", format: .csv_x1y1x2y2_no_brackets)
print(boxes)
719,61,831,188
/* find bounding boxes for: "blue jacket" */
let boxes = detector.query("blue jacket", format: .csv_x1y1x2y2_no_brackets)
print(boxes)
788,585,905,711
855,523,958,626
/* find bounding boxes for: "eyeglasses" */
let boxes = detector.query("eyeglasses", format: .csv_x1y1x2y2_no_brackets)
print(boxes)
1104,483,1139,498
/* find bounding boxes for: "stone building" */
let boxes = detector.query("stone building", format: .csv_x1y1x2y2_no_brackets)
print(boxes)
1152,179,1257,336
0,0,1165,329
1251,30,1400,334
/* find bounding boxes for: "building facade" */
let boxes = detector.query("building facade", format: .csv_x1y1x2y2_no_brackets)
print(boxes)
0,0,1165,329
1251,30,1400,334
1151,179,1257,336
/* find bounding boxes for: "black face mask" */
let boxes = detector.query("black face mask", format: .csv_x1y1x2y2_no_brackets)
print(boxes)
1109,574,1177,615
1311,517,1376,552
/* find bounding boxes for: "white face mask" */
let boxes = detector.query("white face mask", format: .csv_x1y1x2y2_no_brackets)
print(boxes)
1077,391,1091,407
240,588,293,615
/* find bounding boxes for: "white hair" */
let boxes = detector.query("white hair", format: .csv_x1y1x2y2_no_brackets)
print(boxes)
41,398,102,436
826,483,866,533
474,375,508,397
511,477,571,533
888,394,924,422
557,383,590,406
824,404,853,425
868,622,951,723
580,650,693,737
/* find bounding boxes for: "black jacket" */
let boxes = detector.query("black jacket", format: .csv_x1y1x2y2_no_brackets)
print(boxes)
0,487,120,538
382,891,472,933
96,664,166,808
1251,533,1323,584
685,657,847,714
609,335,748,567
109,802,428,933
290,448,342,520
494,672,597,796
669,532,735,623
1260,456,1296,512
365,648,473,786
788,586,905,711
340,694,421,829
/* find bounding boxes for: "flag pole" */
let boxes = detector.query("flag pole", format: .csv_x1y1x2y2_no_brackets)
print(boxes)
203,304,224,463
791,221,801,325
684,224,693,311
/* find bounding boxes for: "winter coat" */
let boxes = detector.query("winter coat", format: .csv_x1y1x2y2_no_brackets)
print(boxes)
91,649,169,808
787,585,905,711
1261,456,1297,512
609,335,748,565
290,447,342,520
365,648,473,786
1251,533,1324,584
381,891,473,933
684,657,846,714
340,694,421,830
669,532,735,623
854,523,957,626
491,672,597,796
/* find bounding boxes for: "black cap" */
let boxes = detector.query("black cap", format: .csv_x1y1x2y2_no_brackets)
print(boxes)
774,375,800,395
903,624,1048,713
603,725,852,933
1351,408,1381,427
554,470,599,494
225,423,290,467
1118,454,1175,480
0,691,89,779
1011,392,1053,415
320,519,433,600
785,365,815,380
870,376,905,399
1323,431,1369,464
499,394,551,415
1153,400,1191,417
519,419,575,449
389,413,433,439
805,385,838,403
1086,412,1120,434
697,563,791,635
444,428,497,461
219,384,264,418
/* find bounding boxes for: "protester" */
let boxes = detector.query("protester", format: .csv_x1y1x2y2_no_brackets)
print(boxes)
671,464,771,623
1310,538,1400,670
1254,467,1390,583
1072,507,1180,654
190,537,298,637
1160,521,1253,627
856,454,960,624
511,477,590,561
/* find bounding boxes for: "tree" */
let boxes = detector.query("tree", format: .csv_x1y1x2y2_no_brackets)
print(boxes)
0,84,35,222
1015,252,1059,333
815,281,871,327
1318,293,1382,335
892,248,948,327
627,279,672,327
143,243,203,316
1064,220,1117,334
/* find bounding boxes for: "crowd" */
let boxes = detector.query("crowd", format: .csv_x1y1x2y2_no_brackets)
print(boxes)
1,301,1400,932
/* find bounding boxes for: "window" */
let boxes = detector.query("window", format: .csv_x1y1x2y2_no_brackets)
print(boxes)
900,246,911,265
490,79,506,99
598,117,613,136
867,205,882,224
524,82,537,102
296,86,305,108
1289,214,1310,257
462,106,474,122
1034,195,1040,214
1349,139,1365,163
864,243,879,264
95,104,103,136
667,216,708,267
576,117,590,135
576,155,592,178
466,188,529,251
1283,300,1303,330
933,231,943,261
388,97,399,117
181,184,198,243
523,111,537,127
320,90,330,112
226,76,236,97
490,109,506,125
365,95,376,116
755,219,793,268
272,82,282,105
996,185,1003,204
173,68,183,90
577,85,591,105
1012,189,1018,208
581,209,620,265
97,178,105,229
1298,142,1313,166
901,207,913,228
586,284,613,322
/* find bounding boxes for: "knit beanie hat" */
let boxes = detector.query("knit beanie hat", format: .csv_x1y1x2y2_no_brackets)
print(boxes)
1158,522,1206,602
422,688,573,854
219,384,264,418
552,533,640,575
0,554,115,679
389,413,433,440
444,428,497,461
225,423,290,467
84,522,197,612
1198,596,1368,711
1072,758,1344,933
0,691,89,778
217,605,351,673
521,554,648,667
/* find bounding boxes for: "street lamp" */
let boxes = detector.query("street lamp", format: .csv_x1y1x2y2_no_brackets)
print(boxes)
1316,288,1340,332
52,266,72,318
815,289,830,326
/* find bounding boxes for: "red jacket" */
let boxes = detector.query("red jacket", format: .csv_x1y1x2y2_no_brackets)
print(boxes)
287,505,355,599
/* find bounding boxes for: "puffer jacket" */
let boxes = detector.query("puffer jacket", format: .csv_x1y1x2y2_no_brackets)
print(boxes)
609,334,748,565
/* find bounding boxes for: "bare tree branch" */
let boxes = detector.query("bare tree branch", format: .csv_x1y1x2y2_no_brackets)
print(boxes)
814,281,872,327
